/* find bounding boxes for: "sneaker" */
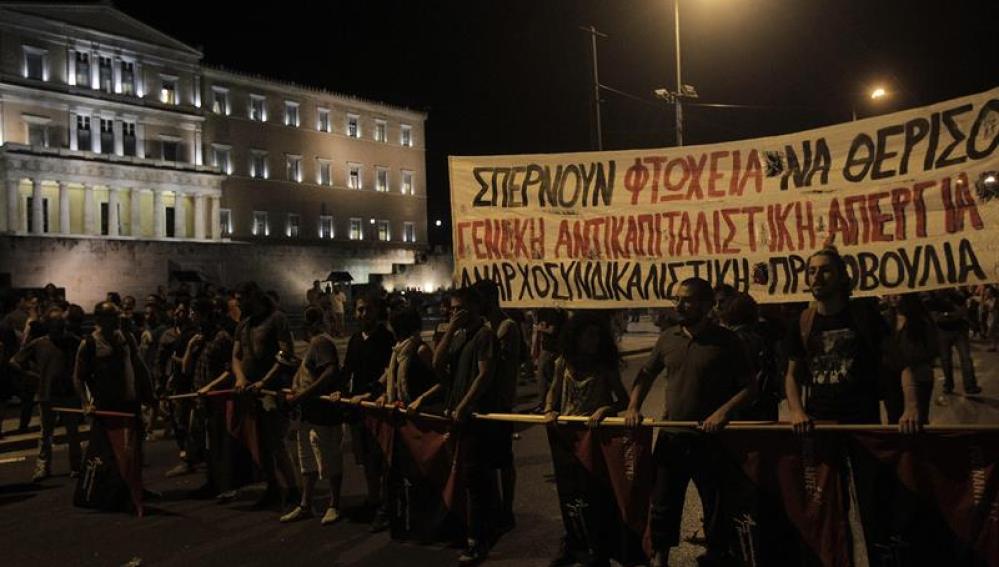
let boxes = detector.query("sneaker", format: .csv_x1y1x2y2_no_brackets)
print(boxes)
457,545,488,566
280,505,313,523
216,490,238,504
32,466,51,483
164,462,194,478
321,507,341,525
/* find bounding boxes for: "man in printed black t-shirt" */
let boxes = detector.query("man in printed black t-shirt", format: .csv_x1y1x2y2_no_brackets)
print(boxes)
785,247,887,429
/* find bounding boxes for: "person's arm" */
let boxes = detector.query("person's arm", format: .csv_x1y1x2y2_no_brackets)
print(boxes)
897,366,921,434
73,340,94,413
588,366,629,429
232,337,249,390
543,358,565,423
407,344,441,413
624,343,665,427
452,329,495,423
433,310,466,374
8,341,40,381
181,334,204,376
785,359,812,433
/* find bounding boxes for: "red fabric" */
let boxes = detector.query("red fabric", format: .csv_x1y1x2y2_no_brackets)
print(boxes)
224,397,260,466
395,415,465,513
98,415,144,517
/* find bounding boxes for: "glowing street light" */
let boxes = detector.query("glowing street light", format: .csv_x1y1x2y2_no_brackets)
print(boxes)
852,85,891,121
435,219,443,227
870,87,887,100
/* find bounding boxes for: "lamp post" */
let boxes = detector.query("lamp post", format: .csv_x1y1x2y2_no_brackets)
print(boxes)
852,86,889,121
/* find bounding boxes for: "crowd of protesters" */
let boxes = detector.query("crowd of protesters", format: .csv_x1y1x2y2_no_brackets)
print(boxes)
0,245,994,566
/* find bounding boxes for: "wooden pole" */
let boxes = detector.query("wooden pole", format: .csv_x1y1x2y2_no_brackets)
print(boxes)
52,407,135,418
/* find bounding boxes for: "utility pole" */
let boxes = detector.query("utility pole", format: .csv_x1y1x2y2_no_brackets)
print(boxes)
579,25,607,151
673,0,683,146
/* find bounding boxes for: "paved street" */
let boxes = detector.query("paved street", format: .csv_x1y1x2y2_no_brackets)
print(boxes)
2,325,998,566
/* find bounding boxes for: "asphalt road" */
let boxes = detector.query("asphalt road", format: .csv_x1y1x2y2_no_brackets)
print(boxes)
2,336,998,567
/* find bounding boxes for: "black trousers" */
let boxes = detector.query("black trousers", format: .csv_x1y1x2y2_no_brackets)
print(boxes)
649,431,724,552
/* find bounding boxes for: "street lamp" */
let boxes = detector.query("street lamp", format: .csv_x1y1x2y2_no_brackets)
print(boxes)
435,219,443,227
852,86,890,121
870,87,887,100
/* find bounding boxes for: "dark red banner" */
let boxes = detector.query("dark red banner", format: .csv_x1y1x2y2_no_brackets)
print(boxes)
224,397,260,466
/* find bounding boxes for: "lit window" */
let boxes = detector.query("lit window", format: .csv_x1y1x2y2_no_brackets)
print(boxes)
212,144,232,174
374,120,387,142
284,101,300,127
347,114,360,138
99,56,113,92
212,87,230,115
75,51,90,85
250,150,268,179
377,220,390,242
318,160,332,186
404,222,416,243
161,139,179,162
250,95,267,121
319,215,334,239
25,48,47,81
401,170,414,195
159,76,178,105
287,155,303,182
376,167,389,192
400,124,413,147
120,61,135,95
26,197,50,233
287,214,300,238
25,117,49,147
317,108,331,132
220,208,233,237
253,211,269,236
349,218,362,240
348,163,362,189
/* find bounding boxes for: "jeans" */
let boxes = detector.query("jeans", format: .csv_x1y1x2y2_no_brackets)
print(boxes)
649,432,724,552
937,328,979,392
37,399,82,473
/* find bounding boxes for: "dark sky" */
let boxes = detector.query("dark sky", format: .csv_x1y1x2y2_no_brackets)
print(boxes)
115,0,997,245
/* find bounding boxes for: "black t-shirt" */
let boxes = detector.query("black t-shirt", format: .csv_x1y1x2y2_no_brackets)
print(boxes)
537,308,566,354
344,325,394,396
786,303,884,423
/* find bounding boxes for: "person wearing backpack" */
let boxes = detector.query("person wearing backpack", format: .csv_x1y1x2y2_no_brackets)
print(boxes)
785,247,888,431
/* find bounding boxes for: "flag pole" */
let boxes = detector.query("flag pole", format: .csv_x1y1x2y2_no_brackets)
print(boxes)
52,407,135,418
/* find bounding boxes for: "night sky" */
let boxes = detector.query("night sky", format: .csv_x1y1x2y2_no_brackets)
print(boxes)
115,0,997,246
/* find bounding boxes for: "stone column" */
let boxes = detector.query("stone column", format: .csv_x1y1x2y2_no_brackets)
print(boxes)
153,189,164,238
210,196,221,240
83,184,96,235
69,111,78,151
59,182,70,235
193,194,206,239
113,119,124,156
107,187,120,237
130,188,142,237
90,114,101,153
173,192,186,238
135,124,145,159
90,50,99,89
31,178,44,234
5,179,18,233
67,48,76,86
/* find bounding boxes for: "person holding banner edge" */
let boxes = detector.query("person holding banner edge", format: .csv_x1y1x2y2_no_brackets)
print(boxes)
623,277,754,567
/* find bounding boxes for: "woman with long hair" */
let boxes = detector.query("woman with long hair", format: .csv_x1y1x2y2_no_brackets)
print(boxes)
883,293,938,432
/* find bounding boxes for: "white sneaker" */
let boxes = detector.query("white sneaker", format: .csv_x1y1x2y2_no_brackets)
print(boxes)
321,507,341,525
280,505,313,523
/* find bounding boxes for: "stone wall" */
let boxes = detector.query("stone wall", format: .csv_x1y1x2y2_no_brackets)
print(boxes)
0,235,416,309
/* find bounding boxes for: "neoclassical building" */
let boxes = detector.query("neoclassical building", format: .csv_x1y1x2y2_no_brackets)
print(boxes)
0,3,428,306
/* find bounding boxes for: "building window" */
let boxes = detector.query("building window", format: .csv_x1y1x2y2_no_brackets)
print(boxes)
159,75,178,104
211,87,230,115
250,150,269,179
401,170,414,195
99,202,122,236
25,117,50,147
161,139,179,162
253,211,269,236
400,124,413,147
287,214,300,238
99,56,113,92
75,51,91,86
220,208,232,237
377,220,391,242
164,206,175,237
348,163,362,189
346,114,360,138
318,160,332,186
76,115,92,150
99,118,115,154
375,167,389,192
26,197,49,233
286,155,303,182
250,95,267,121
403,222,416,243
349,218,362,240
319,215,334,239
120,61,135,95
284,101,300,127
317,108,331,132
122,122,136,156
23,47,47,81
212,144,232,174
374,120,387,143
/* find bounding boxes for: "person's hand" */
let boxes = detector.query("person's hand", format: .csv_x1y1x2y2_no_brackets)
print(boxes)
452,402,470,424
234,379,249,393
700,409,730,433
449,309,470,331
790,408,814,435
406,398,422,416
623,408,643,428
374,395,387,408
543,410,559,424
349,394,368,405
188,334,205,349
328,391,342,403
587,407,610,429
82,402,96,416
898,407,921,435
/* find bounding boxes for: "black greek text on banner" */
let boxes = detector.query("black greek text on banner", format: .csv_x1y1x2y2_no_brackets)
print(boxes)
448,87,999,307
